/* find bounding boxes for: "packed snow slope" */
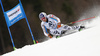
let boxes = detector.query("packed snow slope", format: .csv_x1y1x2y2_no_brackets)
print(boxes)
2,16,100,56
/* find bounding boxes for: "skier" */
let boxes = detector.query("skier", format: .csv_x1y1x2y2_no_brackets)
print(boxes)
39,12,85,38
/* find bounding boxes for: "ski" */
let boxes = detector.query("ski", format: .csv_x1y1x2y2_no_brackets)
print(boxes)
56,26,93,38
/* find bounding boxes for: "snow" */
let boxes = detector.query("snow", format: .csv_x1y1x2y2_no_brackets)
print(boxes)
2,16,100,56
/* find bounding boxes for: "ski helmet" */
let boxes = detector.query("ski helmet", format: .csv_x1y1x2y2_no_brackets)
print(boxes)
39,12,47,20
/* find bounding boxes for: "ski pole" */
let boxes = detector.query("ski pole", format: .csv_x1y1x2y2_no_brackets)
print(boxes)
66,16,96,25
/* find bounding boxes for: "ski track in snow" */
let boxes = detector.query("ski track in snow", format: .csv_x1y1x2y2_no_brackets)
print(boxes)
2,16,100,56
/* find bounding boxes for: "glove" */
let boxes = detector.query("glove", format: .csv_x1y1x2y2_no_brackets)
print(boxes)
57,22,61,28
48,34,52,38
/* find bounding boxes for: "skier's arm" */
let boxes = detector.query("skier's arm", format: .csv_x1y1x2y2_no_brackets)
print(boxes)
41,23,52,38
48,14,61,23
41,24,48,36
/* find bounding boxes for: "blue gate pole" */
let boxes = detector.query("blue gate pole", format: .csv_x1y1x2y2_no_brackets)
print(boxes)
19,0,36,44
8,27,16,50
0,0,16,50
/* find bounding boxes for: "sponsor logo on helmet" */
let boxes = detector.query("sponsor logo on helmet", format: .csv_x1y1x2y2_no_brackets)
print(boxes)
39,13,45,19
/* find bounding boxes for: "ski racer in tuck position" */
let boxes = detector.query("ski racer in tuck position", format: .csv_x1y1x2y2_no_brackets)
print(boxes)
39,12,85,38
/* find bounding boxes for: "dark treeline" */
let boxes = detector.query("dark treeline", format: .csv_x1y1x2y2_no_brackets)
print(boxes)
0,0,100,55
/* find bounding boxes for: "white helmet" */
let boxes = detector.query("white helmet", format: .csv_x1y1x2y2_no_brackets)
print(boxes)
39,12,47,20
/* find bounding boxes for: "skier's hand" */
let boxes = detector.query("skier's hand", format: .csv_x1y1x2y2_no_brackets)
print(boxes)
57,22,61,28
48,34,52,38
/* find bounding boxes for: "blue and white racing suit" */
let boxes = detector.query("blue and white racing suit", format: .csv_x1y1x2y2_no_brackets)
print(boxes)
41,14,80,36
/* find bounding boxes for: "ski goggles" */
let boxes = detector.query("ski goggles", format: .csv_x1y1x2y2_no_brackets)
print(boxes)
41,17,45,20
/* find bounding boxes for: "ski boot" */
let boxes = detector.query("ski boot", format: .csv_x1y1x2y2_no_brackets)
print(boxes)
56,35,60,38
79,26,85,31
56,31,66,38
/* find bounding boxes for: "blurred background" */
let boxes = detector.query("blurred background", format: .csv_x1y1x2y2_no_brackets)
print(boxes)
0,0,100,55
